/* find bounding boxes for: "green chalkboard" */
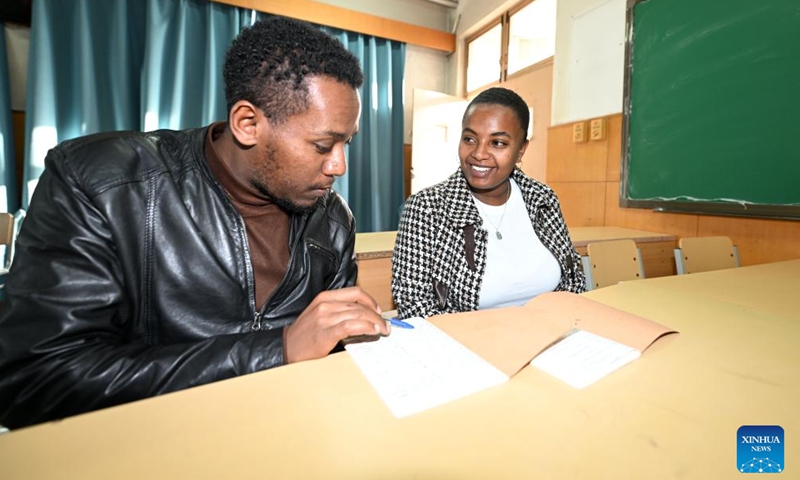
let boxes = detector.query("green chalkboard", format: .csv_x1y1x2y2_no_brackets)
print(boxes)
621,0,800,219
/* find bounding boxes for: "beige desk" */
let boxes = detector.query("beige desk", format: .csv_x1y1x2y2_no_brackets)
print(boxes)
355,227,677,311
355,230,397,311
2,261,798,479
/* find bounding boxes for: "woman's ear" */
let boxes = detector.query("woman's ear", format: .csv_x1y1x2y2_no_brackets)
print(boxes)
517,139,530,163
228,100,264,147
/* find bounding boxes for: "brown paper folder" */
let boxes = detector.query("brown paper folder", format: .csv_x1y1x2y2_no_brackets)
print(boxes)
429,292,677,378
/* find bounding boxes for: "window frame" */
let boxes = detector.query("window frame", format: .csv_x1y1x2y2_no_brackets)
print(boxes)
464,17,505,96
464,0,555,97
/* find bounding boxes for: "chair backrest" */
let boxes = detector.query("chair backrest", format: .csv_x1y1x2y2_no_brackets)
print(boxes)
582,239,645,290
674,236,739,274
0,213,13,246
1,210,25,272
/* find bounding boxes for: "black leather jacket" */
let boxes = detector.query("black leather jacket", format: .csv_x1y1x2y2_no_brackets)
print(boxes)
0,127,358,429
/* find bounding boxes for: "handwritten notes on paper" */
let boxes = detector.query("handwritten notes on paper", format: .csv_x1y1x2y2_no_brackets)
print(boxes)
345,317,509,418
530,329,641,389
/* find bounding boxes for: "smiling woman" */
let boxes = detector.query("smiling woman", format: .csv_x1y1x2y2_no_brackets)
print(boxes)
391,87,586,319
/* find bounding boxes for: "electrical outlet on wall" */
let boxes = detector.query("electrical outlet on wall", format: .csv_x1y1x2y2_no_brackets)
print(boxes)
572,122,587,143
590,118,607,141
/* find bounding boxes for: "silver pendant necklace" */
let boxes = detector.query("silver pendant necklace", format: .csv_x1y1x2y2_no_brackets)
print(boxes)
475,181,511,240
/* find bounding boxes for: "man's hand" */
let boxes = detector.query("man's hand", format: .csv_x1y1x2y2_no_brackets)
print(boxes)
283,287,389,363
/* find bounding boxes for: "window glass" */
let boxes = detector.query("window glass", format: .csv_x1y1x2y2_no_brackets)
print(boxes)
508,0,556,76
466,23,502,93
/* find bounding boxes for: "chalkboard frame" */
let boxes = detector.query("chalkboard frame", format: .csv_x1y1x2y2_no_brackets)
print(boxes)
619,0,800,220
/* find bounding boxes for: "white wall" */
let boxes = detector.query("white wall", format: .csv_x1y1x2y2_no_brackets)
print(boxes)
448,0,626,124
314,0,454,143
316,0,452,31
454,0,515,37
551,0,625,125
403,44,450,144
447,0,514,96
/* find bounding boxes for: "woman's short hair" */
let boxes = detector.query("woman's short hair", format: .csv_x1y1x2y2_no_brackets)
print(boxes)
463,87,529,136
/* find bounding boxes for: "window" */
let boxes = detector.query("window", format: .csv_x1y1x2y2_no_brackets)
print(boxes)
465,23,502,93
464,0,556,95
508,0,556,76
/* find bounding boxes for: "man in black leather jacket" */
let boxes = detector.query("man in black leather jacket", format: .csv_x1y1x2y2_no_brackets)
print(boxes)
0,17,389,429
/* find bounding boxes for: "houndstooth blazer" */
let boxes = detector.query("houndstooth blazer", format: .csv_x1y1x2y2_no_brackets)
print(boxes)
391,167,586,319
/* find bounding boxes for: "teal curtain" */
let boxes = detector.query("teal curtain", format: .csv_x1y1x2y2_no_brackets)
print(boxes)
23,0,248,206
23,0,147,204
22,0,405,232
140,1,256,131
323,28,406,233
0,23,18,213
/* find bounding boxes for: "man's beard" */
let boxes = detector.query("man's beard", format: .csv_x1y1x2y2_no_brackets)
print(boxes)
251,143,320,215
251,180,319,215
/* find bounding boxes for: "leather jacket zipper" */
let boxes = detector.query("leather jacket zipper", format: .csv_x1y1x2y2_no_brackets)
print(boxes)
250,224,308,332
307,240,335,263
251,311,263,331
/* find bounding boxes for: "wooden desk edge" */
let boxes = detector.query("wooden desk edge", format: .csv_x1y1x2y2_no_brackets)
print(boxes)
355,229,678,260
571,234,676,248
356,251,393,261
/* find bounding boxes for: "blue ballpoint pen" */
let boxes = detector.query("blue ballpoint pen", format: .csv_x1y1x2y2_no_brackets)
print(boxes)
389,317,414,329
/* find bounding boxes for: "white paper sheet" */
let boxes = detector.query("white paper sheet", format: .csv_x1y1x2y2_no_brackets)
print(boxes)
530,329,641,389
345,317,509,418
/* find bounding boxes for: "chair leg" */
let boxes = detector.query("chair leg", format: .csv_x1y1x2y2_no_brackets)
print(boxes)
636,248,646,279
581,256,594,291
674,248,686,275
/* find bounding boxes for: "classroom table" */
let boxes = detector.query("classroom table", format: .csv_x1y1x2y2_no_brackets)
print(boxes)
1,260,797,479
354,230,397,311
355,227,677,311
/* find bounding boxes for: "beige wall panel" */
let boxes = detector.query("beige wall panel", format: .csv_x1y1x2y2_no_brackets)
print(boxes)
546,124,571,181
696,216,800,266
356,257,394,311
605,114,622,182
549,181,606,227
638,241,677,278
546,123,608,183
504,61,553,183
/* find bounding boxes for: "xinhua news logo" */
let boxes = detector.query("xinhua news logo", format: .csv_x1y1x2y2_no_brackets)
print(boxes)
738,425,784,474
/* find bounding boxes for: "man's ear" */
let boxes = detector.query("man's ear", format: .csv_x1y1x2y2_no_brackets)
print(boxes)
228,100,265,147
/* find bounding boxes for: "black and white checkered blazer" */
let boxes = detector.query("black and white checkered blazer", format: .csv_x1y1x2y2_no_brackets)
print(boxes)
391,167,586,319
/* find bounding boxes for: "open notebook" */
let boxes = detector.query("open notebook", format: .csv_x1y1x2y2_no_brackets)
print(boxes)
346,292,676,418
530,329,641,389
345,317,508,418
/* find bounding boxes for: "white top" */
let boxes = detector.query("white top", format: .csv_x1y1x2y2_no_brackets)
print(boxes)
471,179,561,309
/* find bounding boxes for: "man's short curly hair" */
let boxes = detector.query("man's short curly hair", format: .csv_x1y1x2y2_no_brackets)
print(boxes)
223,17,364,124
463,87,530,137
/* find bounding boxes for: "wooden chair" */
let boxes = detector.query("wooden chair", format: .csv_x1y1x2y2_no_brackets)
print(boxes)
673,236,740,274
581,239,645,290
1,209,25,291
0,212,15,275
0,210,25,432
